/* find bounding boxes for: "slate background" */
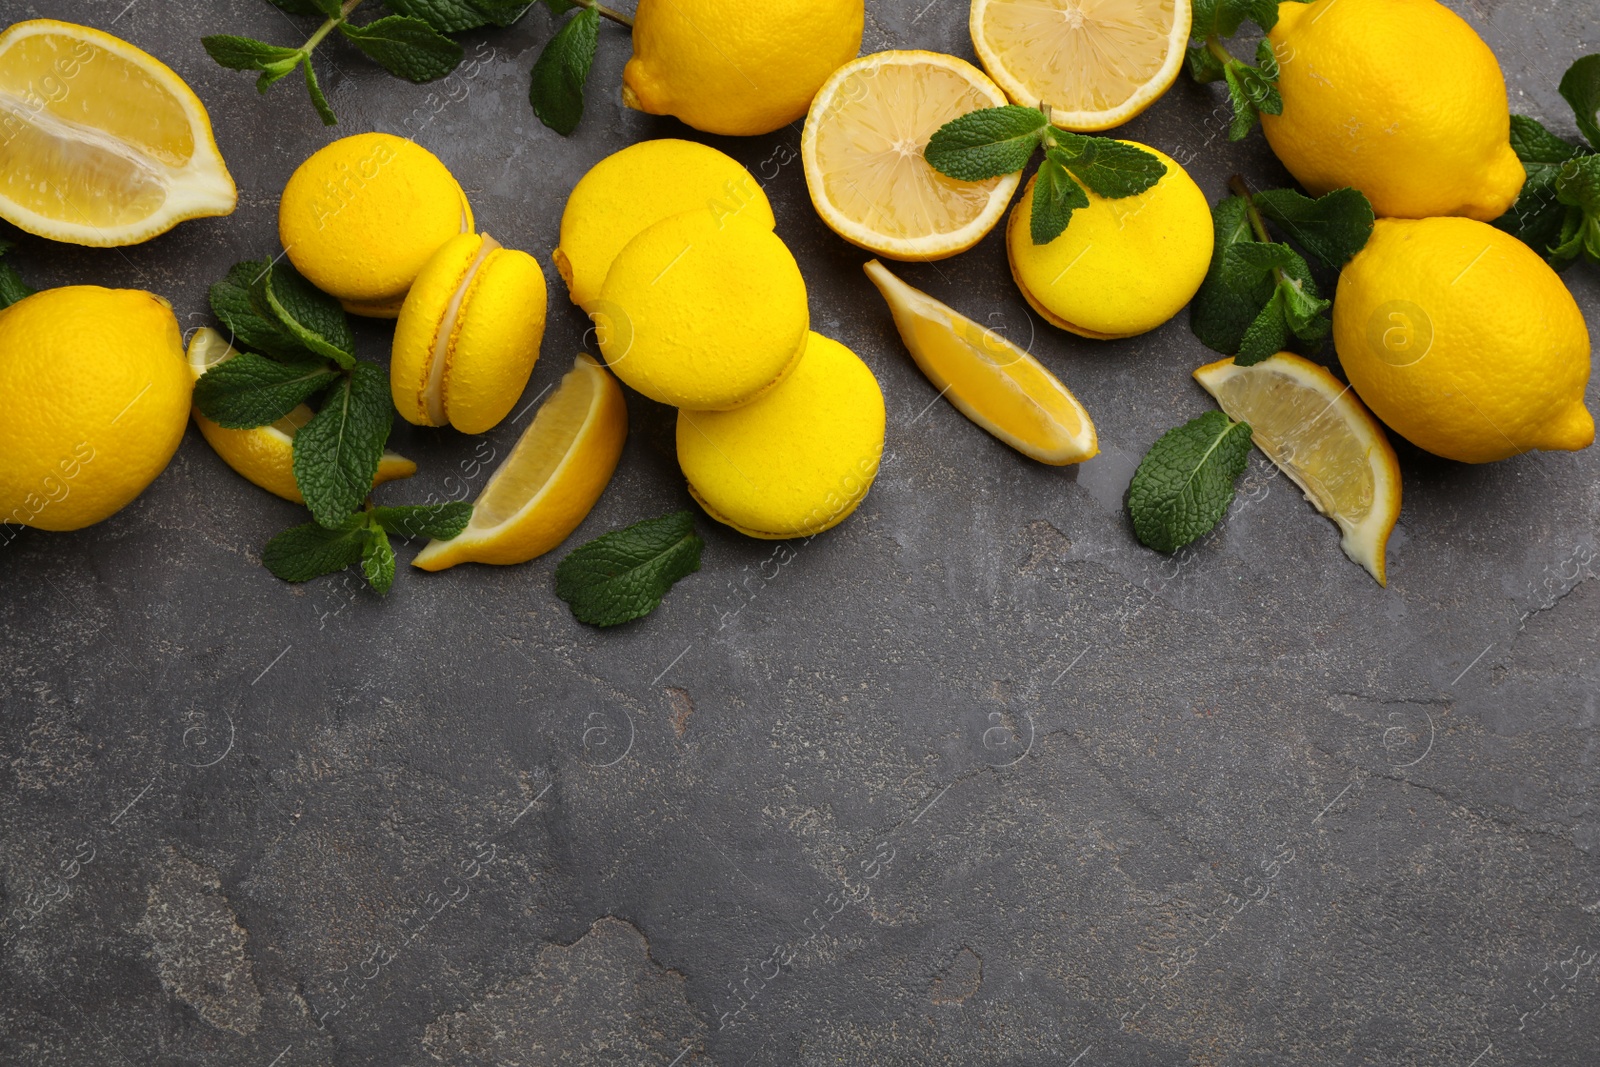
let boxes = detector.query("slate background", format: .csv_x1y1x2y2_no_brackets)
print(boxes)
3,1,1599,1064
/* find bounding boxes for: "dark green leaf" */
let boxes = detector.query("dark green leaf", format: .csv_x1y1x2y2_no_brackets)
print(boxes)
362,526,397,594
475,0,535,25
1559,53,1600,151
1229,240,1299,273
202,35,304,72
309,0,345,16
1194,0,1279,40
1279,274,1330,341
554,511,704,627
293,363,394,528
924,105,1049,181
541,0,579,13
263,520,367,583
210,261,310,361
1236,288,1289,366
372,502,474,540
0,241,35,310
1253,186,1375,267
1190,196,1278,355
384,0,492,32
1049,135,1166,198
529,5,599,136
1254,38,1280,81
258,260,357,368
1223,64,1260,141
303,55,339,126
339,16,464,83
1186,41,1226,83
1234,63,1281,116
257,55,305,92
1128,412,1254,553
1509,114,1584,167
1030,158,1090,245
193,353,340,429
1555,155,1600,265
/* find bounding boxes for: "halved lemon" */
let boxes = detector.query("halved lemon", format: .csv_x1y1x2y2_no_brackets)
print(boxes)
865,259,1096,464
801,50,1021,262
970,0,1192,132
1194,353,1401,586
413,354,627,570
186,328,416,503
0,20,237,247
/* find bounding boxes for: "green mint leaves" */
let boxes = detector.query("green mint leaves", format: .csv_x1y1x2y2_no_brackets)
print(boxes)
1496,53,1600,270
1191,181,1373,366
191,353,340,429
924,105,1167,244
554,511,705,627
338,16,463,83
0,241,35,310
291,362,394,528
529,4,599,136
1128,411,1255,553
264,504,470,591
1186,0,1294,140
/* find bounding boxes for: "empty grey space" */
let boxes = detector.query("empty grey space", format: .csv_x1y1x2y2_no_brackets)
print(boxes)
3,1,1598,1064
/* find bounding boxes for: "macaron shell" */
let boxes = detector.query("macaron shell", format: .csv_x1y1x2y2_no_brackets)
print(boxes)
391,233,484,428
676,332,885,538
444,248,549,435
599,211,808,411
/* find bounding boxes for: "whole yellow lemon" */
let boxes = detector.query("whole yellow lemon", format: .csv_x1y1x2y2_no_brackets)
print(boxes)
1262,0,1524,221
1333,217,1593,464
0,287,190,531
622,0,864,137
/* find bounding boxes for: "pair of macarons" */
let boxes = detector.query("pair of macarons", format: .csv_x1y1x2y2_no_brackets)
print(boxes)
556,139,886,539
278,133,548,435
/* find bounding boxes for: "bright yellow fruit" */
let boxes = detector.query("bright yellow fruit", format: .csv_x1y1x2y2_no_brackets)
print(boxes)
970,0,1192,132
0,286,189,530
1333,217,1593,464
864,259,1096,465
555,139,774,313
279,133,473,318
623,0,864,137
802,51,1020,262
1007,143,1211,338
413,354,627,570
392,232,548,435
597,209,808,411
1262,0,1523,221
186,328,415,503
677,332,885,539
1194,353,1401,586
0,20,237,247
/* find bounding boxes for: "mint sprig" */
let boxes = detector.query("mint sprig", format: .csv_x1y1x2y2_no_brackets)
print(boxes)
554,511,704,627
0,241,36,310
192,353,340,429
1496,53,1600,270
292,362,394,528
1185,0,1305,140
1128,411,1255,553
264,504,469,589
924,105,1167,244
529,4,599,136
1190,178,1373,366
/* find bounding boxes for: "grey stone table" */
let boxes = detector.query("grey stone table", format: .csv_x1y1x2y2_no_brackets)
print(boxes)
3,2,1598,1064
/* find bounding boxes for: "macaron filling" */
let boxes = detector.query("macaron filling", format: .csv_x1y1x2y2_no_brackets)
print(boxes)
421,234,501,425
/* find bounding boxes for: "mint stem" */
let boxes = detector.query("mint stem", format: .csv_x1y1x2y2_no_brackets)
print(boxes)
1205,36,1236,71
575,0,633,28
1229,173,1291,290
303,0,364,54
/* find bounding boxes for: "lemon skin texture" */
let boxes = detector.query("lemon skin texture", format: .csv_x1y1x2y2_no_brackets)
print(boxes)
1006,144,1212,339
393,233,549,435
598,210,809,411
1333,217,1593,464
555,139,775,312
622,0,865,136
0,287,190,531
677,332,886,539
1262,0,1523,222
280,133,474,319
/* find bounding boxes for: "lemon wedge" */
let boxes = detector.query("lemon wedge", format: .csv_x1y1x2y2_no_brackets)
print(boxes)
865,259,1097,465
0,20,237,247
413,354,627,570
1194,352,1401,586
186,328,416,503
802,50,1021,262
970,0,1192,132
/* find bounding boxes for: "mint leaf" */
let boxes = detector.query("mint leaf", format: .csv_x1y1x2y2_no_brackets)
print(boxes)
1559,53,1600,151
529,5,599,136
1254,38,1280,81
554,511,704,627
541,0,580,13
1190,196,1277,354
293,363,394,528
1186,41,1226,83
1234,63,1281,116
924,105,1049,181
1509,114,1585,167
1050,134,1166,198
263,519,367,582
384,0,494,32
257,55,304,91
258,260,356,368
1236,288,1288,366
202,35,304,71
1030,157,1090,245
0,241,34,310
1499,117,1590,263
1253,187,1374,268
362,525,397,594
1554,155,1600,265
265,0,333,14
307,0,344,16
372,502,474,540
1222,64,1259,141
303,55,338,125
210,261,310,360
1129,412,1254,553
193,353,339,429
1280,272,1331,339
339,16,464,83
475,0,535,24
1192,0,1279,38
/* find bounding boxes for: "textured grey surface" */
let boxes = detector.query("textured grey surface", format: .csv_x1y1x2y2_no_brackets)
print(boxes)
3,1,1599,1064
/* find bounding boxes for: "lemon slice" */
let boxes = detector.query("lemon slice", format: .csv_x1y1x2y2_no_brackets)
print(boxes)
0,20,237,247
802,50,1021,262
413,354,627,570
1194,352,1401,586
186,329,415,503
865,259,1097,465
970,0,1192,132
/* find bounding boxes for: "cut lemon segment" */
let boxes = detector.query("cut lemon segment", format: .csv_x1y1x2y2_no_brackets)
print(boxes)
802,50,1021,262
413,354,627,570
0,20,237,247
970,0,1192,132
1194,352,1401,586
865,259,1097,465
186,328,415,503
